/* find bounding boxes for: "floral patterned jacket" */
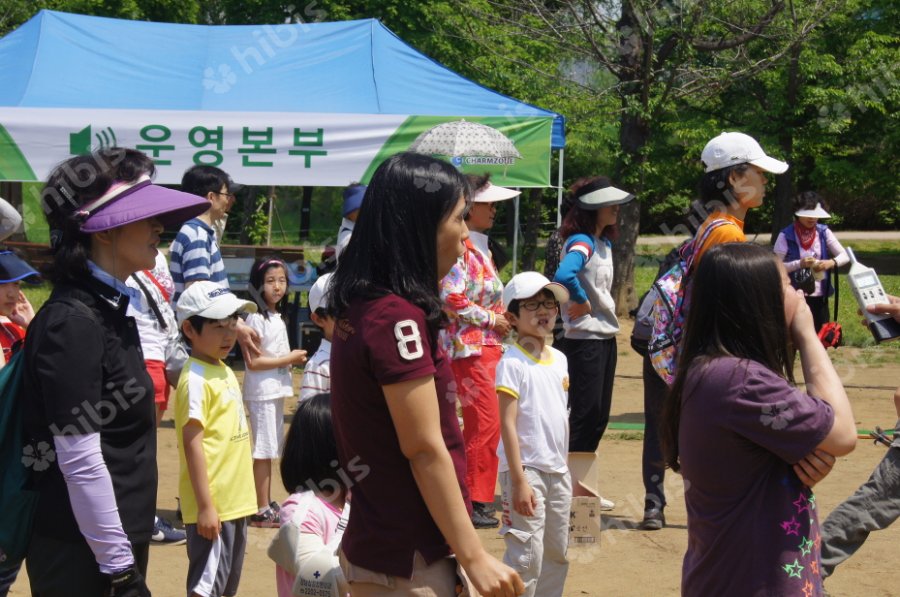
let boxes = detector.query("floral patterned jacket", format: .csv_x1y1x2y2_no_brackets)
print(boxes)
440,236,505,360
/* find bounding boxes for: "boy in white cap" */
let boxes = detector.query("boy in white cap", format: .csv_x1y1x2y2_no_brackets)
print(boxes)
299,273,334,402
174,281,258,597
496,272,572,597
694,131,789,264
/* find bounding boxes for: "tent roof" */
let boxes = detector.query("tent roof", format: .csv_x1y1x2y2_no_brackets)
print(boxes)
0,10,565,148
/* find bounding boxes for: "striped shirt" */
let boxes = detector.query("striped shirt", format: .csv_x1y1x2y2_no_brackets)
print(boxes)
299,339,330,402
169,219,229,302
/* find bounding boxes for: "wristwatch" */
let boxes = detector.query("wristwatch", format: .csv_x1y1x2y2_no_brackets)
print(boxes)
108,567,139,589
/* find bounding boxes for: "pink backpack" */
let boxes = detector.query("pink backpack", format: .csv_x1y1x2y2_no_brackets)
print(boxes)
647,220,736,384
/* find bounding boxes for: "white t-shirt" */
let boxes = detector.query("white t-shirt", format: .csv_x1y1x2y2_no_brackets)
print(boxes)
242,311,294,401
125,268,178,362
299,339,331,402
496,343,570,474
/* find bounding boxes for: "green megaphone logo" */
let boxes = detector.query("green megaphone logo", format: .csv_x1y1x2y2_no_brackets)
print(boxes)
70,125,117,155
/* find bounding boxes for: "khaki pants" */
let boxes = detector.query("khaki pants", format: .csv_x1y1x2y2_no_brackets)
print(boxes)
499,468,571,597
339,550,464,597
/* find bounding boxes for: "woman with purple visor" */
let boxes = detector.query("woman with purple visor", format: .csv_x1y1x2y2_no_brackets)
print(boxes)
22,148,210,596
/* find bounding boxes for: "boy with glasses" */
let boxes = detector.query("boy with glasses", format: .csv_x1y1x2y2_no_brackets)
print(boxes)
496,272,572,597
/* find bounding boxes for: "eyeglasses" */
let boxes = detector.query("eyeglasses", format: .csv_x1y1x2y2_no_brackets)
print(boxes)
214,191,236,200
520,299,559,311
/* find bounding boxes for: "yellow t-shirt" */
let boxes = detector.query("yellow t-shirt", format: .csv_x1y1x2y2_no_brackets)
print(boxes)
693,212,745,265
175,357,257,524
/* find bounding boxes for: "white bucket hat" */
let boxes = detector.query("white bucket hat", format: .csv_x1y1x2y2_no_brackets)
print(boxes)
701,132,789,174
795,203,831,219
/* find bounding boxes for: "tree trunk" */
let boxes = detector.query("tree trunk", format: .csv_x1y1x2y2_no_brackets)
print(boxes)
299,186,313,241
771,42,802,243
611,2,650,316
521,188,543,271
239,187,256,244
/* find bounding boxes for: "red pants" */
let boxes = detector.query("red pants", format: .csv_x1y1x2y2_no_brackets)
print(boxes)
451,346,502,504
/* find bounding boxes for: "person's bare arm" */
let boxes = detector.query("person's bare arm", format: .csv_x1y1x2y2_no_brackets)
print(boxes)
243,348,307,371
498,391,535,516
786,288,856,456
183,421,220,540
236,319,262,359
384,376,523,597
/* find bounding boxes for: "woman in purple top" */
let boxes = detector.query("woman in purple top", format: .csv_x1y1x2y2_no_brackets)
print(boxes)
660,243,856,597
328,152,523,597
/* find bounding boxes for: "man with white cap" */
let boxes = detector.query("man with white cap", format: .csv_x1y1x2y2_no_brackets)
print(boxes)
693,131,790,264
774,191,849,331
440,174,520,528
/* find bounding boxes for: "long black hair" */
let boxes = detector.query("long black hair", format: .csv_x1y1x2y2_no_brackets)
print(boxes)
247,256,289,319
328,152,471,335
281,393,344,500
660,243,793,472
41,148,155,284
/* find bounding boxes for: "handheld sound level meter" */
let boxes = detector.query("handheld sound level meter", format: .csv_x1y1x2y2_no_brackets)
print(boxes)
845,247,900,343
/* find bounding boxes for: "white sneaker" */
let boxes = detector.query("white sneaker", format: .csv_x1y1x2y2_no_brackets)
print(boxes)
599,496,615,511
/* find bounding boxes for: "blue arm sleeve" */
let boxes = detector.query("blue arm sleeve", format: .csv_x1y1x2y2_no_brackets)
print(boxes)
553,235,592,304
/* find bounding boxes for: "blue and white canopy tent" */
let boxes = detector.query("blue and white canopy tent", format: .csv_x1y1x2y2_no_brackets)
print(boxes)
0,10,567,267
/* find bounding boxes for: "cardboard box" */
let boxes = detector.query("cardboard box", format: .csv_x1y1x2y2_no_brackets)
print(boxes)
569,496,602,547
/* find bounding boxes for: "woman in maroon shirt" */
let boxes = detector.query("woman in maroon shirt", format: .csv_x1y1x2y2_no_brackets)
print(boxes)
328,152,523,597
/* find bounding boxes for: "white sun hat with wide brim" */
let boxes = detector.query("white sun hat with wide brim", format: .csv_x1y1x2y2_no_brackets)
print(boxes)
794,203,831,219
472,182,521,203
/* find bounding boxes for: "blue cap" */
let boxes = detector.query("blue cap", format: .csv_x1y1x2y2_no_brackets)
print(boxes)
342,185,367,217
0,251,40,284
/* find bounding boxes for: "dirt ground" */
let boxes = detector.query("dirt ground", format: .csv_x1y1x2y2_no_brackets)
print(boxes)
10,322,899,596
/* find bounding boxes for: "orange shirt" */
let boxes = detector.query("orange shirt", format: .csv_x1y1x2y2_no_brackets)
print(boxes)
693,212,745,265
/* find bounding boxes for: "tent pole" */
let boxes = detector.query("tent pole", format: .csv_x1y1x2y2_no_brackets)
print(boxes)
557,148,565,227
266,194,274,245
512,194,519,276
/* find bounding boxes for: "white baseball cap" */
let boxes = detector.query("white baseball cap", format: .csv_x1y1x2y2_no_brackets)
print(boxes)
701,132,789,174
176,281,257,324
502,272,569,310
472,182,521,203
794,203,831,219
308,273,333,313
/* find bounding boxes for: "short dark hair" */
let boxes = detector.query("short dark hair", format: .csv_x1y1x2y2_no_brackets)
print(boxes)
248,257,289,320
280,393,344,499
558,175,617,241
793,190,828,215
699,163,750,210
181,313,238,346
661,243,792,473
41,148,155,284
181,165,232,198
329,152,471,336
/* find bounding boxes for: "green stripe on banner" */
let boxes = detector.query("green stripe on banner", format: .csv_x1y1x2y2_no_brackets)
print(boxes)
0,124,37,181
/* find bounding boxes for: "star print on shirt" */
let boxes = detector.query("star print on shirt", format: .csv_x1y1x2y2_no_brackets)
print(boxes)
783,559,804,579
794,493,811,514
810,560,820,575
801,579,815,597
813,532,822,550
798,536,814,557
808,494,817,510
781,517,801,536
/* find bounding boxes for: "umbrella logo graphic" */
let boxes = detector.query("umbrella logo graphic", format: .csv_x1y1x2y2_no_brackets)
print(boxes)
409,120,521,171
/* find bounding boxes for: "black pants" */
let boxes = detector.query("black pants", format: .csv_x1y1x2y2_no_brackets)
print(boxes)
641,353,668,511
26,533,149,597
558,337,617,453
806,296,830,332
